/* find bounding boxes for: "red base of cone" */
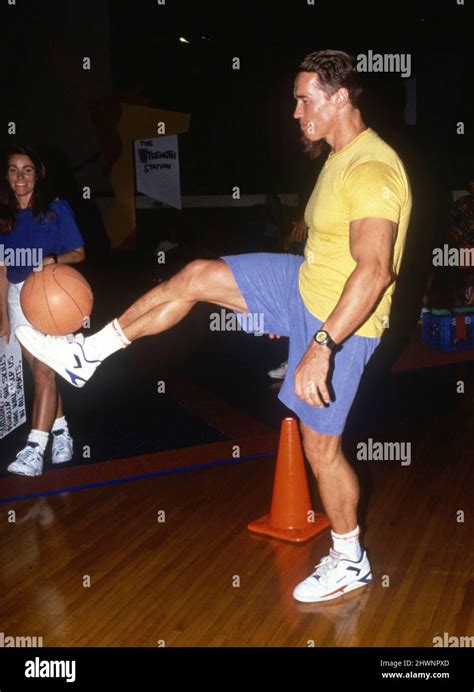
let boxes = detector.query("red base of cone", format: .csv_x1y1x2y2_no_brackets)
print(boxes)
248,512,330,543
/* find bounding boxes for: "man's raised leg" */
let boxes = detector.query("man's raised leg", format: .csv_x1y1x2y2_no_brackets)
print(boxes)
15,259,249,387
118,259,248,340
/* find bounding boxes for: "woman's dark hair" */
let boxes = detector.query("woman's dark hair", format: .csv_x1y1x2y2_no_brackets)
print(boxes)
298,49,363,107
0,145,54,234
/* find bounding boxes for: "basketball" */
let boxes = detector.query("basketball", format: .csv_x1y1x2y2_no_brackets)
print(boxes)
20,264,94,336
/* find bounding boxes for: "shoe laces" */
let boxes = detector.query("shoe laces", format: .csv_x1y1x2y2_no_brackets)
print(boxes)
16,444,42,464
65,334,85,345
53,431,72,452
312,549,342,582
32,328,84,345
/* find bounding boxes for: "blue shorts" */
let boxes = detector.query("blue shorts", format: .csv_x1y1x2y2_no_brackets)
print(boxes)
221,253,381,435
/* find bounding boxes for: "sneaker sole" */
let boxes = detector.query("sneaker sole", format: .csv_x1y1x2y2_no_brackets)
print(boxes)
52,455,73,464
7,467,43,477
293,575,372,603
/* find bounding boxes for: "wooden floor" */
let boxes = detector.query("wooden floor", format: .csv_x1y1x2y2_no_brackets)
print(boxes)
1,288,473,647
1,397,472,647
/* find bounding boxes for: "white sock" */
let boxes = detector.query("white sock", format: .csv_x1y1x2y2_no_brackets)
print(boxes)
331,525,361,561
84,319,131,361
52,416,68,434
27,429,49,454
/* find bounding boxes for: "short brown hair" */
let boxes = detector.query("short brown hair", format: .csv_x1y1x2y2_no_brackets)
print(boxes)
298,49,363,107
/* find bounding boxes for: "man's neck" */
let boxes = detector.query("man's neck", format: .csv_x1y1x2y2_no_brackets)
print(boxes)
326,113,367,153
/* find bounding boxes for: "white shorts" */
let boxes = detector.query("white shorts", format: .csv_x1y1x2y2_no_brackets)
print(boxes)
7,281,31,335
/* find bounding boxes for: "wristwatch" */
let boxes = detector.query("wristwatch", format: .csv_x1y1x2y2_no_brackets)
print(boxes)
313,329,339,352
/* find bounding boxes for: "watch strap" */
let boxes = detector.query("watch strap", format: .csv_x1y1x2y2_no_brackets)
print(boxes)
313,330,339,352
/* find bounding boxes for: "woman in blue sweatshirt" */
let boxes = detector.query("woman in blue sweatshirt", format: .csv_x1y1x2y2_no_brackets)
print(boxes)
0,145,85,475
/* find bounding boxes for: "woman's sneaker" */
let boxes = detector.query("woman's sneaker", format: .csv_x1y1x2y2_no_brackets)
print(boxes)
7,443,44,477
52,429,73,464
293,548,372,603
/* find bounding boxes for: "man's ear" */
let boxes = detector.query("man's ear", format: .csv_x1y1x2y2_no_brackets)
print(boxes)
335,87,350,108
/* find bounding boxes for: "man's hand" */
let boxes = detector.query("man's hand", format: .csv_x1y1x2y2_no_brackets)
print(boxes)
295,341,332,407
268,333,281,339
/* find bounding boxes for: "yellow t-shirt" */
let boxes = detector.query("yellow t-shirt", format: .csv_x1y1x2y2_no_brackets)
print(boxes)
298,127,412,338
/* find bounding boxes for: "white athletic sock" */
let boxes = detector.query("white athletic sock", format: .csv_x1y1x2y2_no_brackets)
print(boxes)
331,525,361,561
52,416,68,434
84,319,131,361
27,429,49,453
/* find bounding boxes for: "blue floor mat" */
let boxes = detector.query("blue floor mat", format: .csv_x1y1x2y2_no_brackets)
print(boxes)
0,347,229,474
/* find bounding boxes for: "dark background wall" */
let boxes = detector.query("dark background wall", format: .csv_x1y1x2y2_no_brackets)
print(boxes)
2,0,472,195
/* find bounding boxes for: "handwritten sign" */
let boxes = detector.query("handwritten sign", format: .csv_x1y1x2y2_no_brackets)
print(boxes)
0,336,26,439
134,136,181,210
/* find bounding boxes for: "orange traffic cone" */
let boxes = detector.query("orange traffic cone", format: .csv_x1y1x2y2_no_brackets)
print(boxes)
248,417,330,543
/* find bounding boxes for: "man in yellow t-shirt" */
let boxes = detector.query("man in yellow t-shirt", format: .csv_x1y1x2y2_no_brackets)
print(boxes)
16,50,412,604
299,126,412,338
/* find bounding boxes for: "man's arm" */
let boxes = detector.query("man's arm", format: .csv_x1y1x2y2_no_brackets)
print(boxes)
294,216,396,407
321,216,396,345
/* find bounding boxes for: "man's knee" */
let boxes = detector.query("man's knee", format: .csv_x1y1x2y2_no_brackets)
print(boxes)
179,259,217,300
300,423,342,474
178,258,247,312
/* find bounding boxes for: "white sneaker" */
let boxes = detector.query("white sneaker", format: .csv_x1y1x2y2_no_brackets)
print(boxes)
15,326,101,388
268,361,288,379
7,443,44,477
52,430,73,463
293,548,372,603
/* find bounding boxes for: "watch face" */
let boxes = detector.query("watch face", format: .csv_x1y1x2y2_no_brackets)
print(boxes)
315,330,328,344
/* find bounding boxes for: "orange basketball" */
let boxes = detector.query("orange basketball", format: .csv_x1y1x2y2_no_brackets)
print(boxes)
20,264,93,336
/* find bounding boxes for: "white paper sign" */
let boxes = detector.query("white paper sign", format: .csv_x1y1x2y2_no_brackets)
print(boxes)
134,136,181,210
0,336,27,439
